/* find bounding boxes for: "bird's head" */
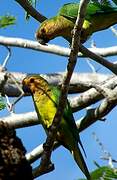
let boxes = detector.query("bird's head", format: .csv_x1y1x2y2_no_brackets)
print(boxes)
35,16,58,45
22,75,49,94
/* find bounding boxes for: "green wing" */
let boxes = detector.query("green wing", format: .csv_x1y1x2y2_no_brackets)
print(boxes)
58,3,79,19
58,2,117,20
58,2,102,19
51,85,86,155
50,85,79,141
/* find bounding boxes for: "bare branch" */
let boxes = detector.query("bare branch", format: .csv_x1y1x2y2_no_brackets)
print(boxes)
0,70,111,96
1,36,117,58
0,70,116,115
78,86,117,132
26,144,43,163
70,75,117,112
0,111,38,128
15,0,47,22
1,36,117,75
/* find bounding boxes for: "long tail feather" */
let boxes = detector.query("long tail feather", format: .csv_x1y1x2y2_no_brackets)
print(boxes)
72,146,91,180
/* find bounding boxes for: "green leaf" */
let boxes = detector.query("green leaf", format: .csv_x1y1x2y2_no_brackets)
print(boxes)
78,166,117,180
0,96,6,110
0,15,16,28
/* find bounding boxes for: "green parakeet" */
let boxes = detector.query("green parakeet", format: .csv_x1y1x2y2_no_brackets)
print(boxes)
35,1,117,44
22,75,91,180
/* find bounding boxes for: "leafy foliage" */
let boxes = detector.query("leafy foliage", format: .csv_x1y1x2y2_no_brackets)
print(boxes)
0,15,16,28
0,96,5,110
78,166,117,180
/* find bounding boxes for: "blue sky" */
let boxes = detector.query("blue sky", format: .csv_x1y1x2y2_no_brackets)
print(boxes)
1,1,117,180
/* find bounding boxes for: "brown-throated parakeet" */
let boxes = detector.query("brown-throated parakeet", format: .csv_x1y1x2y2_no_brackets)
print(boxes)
22,75,91,180
36,1,117,44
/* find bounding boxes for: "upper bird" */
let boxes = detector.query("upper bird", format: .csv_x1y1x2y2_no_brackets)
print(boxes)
22,75,91,180
36,1,117,44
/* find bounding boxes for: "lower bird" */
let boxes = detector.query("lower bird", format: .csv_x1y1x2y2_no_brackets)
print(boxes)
22,75,91,180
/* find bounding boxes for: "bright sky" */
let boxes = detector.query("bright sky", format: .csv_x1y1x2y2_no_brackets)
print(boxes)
1,1,117,180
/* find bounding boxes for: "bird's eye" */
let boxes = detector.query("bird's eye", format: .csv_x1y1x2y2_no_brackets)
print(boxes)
29,78,34,83
41,28,46,34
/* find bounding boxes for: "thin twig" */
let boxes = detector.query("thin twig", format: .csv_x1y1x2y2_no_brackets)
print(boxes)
5,95,14,114
110,26,117,37
92,132,111,158
79,44,117,75
101,156,117,163
2,46,11,69
86,59,96,73
8,73,24,110
92,132,114,168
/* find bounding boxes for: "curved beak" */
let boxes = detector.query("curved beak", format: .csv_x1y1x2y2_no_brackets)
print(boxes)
38,37,50,45
22,79,31,94
37,38,49,45
22,84,31,94
37,38,47,45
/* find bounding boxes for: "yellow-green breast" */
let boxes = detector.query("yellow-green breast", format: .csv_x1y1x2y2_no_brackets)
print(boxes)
33,90,57,129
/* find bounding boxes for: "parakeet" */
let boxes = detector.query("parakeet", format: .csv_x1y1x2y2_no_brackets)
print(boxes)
22,75,91,180
36,1,117,44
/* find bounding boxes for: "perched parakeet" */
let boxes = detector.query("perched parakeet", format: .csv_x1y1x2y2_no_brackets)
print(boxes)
22,75,91,180
36,1,117,44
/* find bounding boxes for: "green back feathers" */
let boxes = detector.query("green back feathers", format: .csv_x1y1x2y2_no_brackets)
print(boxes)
58,3,80,19
58,1,117,21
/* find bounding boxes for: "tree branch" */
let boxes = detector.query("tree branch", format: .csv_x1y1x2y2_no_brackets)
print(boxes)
15,0,47,22
0,111,38,128
0,70,111,96
1,36,117,58
70,75,117,112
0,69,117,114
78,86,117,131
